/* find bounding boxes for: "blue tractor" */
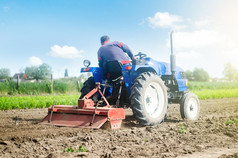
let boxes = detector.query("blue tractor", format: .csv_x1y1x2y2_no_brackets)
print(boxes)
79,32,200,125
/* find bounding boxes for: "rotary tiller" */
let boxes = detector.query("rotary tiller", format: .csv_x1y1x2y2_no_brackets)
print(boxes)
40,82,125,129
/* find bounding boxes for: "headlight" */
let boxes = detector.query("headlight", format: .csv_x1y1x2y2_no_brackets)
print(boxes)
83,60,91,68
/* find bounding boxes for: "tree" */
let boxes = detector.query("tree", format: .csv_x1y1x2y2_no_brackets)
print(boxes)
184,70,193,81
25,63,52,80
223,62,238,81
193,68,210,81
38,63,52,80
25,66,38,80
0,68,11,79
64,69,68,77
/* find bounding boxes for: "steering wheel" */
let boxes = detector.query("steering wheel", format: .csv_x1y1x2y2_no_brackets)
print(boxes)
135,52,147,59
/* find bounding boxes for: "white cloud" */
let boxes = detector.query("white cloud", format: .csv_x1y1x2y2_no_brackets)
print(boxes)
170,30,226,50
193,19,211,28
147,10,238,77
220,48,238,68
175,50,202,72
177,50,200,60
169,29,238,77
29,56,43,66
49,45,83,59
148,12,185,29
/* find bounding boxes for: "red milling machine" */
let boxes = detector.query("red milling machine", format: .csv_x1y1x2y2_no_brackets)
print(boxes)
40,82,125,129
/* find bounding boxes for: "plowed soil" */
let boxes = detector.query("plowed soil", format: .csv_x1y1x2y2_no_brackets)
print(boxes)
0,98,238,158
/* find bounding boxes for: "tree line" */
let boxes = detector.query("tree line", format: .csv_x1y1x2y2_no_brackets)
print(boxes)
185,62,238,81
0,62,238,81
0,63,52,80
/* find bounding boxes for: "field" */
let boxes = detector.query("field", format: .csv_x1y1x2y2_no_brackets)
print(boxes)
0,81,238,157
0,98,238,157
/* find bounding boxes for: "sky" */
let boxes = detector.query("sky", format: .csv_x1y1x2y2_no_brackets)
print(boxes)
1,0,238,78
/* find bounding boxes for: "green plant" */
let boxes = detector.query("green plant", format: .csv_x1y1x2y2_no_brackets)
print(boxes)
77,145,87,152
63,147,74,152
225,119,238,125
225,119,234,125
63,145,87,153
178,123,186,134
234,118,238,125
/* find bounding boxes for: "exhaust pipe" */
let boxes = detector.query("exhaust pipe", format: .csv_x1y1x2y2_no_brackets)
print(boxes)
170,31,176,77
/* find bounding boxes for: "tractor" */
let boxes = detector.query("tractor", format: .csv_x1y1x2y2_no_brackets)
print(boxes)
79,31,200,125
41,32,200,129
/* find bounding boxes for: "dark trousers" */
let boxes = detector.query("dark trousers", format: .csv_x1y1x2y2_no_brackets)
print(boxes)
102,60,123,81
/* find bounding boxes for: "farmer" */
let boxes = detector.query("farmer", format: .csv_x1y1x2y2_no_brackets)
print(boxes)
97,35,134,80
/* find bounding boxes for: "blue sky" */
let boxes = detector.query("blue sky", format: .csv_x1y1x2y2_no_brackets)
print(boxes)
1,0,238,78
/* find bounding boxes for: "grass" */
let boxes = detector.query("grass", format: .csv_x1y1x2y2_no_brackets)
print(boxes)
0,77,82,96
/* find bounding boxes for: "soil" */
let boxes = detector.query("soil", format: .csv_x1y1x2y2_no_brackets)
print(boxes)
0,98,238,158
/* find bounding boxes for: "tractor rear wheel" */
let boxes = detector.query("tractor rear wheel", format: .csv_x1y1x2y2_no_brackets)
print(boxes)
180,92,200,120
130,72,168,125
79,76,98,101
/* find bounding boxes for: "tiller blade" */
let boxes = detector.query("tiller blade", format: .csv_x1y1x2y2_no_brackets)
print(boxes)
40,83,125,129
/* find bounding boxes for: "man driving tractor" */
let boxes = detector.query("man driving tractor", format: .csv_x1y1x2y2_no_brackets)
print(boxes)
97,35,134,106
97,35,134,80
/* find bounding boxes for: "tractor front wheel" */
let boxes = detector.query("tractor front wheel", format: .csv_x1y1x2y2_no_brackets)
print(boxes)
180,92,200,120
130,72,168,125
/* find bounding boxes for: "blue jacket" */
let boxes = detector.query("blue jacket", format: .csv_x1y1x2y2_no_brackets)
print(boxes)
97,41,134,67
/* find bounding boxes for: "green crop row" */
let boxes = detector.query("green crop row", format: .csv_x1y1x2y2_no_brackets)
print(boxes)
0,88,238,110
191,89,238,100
188,81,238,90
188,81,238,99
0,80,238,110
0,95,79,110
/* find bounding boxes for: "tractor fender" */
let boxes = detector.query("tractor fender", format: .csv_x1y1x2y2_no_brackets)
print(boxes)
133,65,161,76
122,64,161,95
